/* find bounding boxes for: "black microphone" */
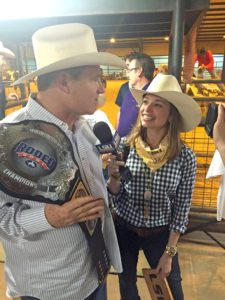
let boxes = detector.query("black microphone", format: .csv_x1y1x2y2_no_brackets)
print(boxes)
93,121,132,182
93,121,120,155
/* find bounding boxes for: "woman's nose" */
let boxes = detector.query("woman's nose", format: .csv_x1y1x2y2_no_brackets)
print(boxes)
145,102,153,112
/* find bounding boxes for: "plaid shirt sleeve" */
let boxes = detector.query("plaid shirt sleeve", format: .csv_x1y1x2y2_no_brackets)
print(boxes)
169,147,197,233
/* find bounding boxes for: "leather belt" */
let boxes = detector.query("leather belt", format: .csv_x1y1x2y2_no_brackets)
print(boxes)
113,213,169,237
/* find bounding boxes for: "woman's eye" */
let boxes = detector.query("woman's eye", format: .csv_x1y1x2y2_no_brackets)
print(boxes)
154,103,163,108
142,98,148,104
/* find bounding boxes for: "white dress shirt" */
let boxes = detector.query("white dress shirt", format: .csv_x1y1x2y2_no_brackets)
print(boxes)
0,96,122,300
206,150,225,221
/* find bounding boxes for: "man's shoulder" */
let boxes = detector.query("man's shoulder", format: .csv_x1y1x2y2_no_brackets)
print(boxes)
120,81,129,90
115,81,129,107
122,88,134,103
1,107,27,123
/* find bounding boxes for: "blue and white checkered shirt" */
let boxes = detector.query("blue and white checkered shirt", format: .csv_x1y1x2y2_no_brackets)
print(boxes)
110,145,196,233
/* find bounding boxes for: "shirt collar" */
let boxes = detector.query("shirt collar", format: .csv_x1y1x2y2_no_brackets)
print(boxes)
27,94,73,131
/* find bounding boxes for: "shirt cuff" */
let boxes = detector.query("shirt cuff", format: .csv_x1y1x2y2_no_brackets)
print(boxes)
19,206,54,235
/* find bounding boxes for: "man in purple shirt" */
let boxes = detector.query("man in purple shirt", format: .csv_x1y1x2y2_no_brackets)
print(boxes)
116,52,155,137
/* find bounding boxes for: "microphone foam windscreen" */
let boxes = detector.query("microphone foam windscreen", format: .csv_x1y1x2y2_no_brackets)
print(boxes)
93,121,113,144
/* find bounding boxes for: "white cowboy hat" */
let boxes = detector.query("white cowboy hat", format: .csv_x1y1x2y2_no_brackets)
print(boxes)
14,23,126,85
130,74,202,132
0,41,15,58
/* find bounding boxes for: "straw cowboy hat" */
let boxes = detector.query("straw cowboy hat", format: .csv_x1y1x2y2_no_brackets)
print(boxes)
0,41,15,58
130,74,202,132
14,23,126,85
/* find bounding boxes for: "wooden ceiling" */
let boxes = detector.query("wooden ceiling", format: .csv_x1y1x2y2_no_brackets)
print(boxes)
0,0,224,50
0,0,212,47
197,0,225,42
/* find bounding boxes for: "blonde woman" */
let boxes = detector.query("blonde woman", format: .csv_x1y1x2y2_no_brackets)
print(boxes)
157,63,168,74
107,74,201,300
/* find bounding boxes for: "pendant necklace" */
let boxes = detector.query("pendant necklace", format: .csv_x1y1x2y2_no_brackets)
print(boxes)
143,170,154,219
144,189,152,201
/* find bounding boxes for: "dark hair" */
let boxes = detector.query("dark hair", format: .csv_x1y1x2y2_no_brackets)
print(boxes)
197,47,206,56
125,52,155,81
37,66,84,91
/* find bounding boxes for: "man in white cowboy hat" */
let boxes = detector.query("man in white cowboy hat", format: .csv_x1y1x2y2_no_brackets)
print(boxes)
0,41,15,119
0,23,126,300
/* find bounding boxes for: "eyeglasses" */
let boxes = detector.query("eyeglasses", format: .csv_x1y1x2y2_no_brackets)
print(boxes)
96,76,107,89
126,68,138,73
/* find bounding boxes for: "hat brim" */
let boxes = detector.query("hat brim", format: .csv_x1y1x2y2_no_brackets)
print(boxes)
0,48,15,59
130,88,202,132
14,52,126,85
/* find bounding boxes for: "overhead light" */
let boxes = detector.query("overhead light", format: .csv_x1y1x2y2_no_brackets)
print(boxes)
223,35,225,39
110,37,116,43
164,36,169,41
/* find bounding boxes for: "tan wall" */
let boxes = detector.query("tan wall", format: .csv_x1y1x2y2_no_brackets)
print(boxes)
196,41,225,54
103,41,224,57
104,43,170,56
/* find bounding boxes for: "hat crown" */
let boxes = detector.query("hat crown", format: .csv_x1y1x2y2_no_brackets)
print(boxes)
33,23,98,69
0,41,15,58
147,74,182,94
13,23,126,85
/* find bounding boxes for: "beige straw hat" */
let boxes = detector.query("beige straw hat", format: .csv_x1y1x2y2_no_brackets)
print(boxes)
130,74,202,132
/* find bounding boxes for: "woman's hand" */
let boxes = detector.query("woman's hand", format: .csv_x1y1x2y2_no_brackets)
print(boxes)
107,154,124,179
107,154,124,194
155,252,173,279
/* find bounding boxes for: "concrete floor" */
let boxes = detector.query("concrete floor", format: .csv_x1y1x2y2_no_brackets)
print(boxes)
0,231,225,300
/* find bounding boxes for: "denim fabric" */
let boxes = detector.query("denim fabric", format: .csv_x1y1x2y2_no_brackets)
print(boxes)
115,221,184,300
21,283,106,300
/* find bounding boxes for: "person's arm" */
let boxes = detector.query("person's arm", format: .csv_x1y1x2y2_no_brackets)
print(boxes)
156,231,180,278
156,148,196,279
107,155,124,195
44,195,104,227
115,110,120,130
194,53,198,65
205,50,214,71
170,148,196,233
213,104,225,165
115,82,129,129
0,192,104,240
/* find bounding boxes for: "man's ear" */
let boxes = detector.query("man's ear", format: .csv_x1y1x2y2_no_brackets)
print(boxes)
137,67,143,77
56,72,70,94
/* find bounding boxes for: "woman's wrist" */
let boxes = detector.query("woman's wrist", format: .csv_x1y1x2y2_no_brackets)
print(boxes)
107,175,121,195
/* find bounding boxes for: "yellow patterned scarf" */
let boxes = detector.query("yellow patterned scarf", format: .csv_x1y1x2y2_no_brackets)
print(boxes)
135,135,169,172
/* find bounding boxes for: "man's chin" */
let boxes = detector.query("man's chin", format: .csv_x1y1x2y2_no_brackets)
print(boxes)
86,108,97,115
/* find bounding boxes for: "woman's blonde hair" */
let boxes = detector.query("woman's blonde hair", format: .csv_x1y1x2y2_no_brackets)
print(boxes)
158,64,168,74
126,100,183,161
